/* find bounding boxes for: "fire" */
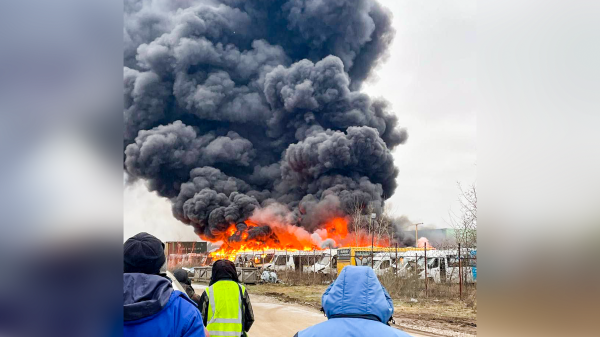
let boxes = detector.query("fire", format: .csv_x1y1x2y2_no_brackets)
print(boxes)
417,237,433,249
206,217,398,262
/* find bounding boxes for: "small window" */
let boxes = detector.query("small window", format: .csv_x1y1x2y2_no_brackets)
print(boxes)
447,256,459,267
263,254,274,263
427,257,439,269
275,256,287,266
447,255,475,267
355,257,371,266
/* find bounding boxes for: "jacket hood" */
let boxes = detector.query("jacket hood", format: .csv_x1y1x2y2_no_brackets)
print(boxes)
123,273,173,321
322,266,394,323
210,259,239,286
173,268,191,285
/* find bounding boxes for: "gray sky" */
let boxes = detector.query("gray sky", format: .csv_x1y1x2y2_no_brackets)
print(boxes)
363,0,476,229
124,0,477,241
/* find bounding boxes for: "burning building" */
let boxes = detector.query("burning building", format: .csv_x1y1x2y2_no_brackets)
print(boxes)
124,0,411,258
164,241,208,269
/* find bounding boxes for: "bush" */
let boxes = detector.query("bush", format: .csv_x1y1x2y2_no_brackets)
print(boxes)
378,270,477,301
378,271,421,298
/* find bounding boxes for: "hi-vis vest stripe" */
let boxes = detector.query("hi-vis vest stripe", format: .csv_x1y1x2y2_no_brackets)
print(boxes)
205,281,246,337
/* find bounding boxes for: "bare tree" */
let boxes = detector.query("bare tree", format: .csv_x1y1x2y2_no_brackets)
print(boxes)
366,202,375,242
375,203,394,246
350,196,367,246
350,198,400,247
430,237,457,251
447,182,477,248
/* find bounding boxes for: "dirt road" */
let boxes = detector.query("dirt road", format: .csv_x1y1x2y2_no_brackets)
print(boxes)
192,284,432,337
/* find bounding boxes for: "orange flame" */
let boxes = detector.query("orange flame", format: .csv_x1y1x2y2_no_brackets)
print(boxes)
206,217,399,262
417,237,434,249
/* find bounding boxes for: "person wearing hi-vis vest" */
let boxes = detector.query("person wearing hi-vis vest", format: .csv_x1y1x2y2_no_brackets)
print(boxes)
198,259,255,337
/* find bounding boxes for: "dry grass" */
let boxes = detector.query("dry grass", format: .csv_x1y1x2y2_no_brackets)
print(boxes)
379,272,477,303
246,283,328,309
245,276,476,333
246,282,476,316
393,298,476,322
392,297,477,335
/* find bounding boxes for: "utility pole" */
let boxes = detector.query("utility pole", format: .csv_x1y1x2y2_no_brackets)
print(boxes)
370,212,376,268
394,230,398,276
414,222,423,247
424,242,428,297
395,242,398,276
459,243,463,300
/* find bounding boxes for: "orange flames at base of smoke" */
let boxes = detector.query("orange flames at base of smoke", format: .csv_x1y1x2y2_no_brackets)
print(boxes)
205,217,399,261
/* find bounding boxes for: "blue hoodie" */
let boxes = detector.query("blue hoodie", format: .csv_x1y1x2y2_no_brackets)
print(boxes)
123,273,205,337
296,266,412,337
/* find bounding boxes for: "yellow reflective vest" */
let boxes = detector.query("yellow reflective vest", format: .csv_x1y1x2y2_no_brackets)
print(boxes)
204,280,246,337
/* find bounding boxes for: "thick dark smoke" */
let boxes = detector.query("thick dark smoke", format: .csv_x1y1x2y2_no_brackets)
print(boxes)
124,0,409,242
390,216,416,247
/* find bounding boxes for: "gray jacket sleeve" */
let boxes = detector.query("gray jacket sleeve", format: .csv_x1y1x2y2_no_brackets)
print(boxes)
198,291,209,327
243,290,254,332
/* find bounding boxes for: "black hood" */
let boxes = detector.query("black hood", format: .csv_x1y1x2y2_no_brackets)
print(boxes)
209,260,239,286
173,268,191,285
123,273,173,321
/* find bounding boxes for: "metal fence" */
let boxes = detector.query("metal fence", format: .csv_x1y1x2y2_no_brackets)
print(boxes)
359,243,477,300
180,244,476,300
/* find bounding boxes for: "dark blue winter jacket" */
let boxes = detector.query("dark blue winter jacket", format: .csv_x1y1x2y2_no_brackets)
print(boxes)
296,266,412,337
123,273,206,337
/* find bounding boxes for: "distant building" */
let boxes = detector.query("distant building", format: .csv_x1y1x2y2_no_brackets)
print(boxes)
164,241,207,269
402,228,477,248
164,241,207,255
402,228,456,246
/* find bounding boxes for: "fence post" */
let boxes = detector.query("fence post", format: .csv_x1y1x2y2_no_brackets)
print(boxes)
459,243,462,301
395,243,398,276
414,252,418,298
424,242,428,298
371,246,374,269
285,249,288,281
329,247,333,282
313,248,316,283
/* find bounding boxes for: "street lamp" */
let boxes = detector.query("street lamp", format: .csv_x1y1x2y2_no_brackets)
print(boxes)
414,222,423,248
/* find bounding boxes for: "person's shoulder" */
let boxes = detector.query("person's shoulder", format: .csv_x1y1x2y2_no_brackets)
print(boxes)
169,291,203,321
364,323,413,337
390,326,413,337
164,291,205,335
171,290,199,309
295,320,331,336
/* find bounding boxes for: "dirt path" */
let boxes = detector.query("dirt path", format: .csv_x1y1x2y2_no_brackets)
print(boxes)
192,284,434,337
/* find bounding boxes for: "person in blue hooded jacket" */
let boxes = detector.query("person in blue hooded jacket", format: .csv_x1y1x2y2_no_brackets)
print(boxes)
123,232,207,337
294,266,412,337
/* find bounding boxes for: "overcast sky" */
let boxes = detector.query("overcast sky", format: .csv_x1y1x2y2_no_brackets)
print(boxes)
124,0,477,241
363,0,476,229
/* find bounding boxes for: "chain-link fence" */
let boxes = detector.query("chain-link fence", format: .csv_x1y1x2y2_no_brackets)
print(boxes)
375,244,477,302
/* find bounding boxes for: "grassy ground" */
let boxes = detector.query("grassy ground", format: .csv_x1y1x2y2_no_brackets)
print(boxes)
245,283,477,335
246,283,328,308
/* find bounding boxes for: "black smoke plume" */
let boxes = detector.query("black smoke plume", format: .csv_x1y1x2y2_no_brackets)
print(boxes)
390,216,416,247
124,0,408,242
